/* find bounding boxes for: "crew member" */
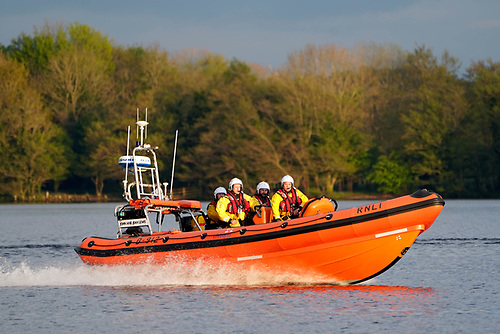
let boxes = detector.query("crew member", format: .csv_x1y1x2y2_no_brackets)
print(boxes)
271,175,309,221
253,181,271,206
216,178,259,227
206,187,227,229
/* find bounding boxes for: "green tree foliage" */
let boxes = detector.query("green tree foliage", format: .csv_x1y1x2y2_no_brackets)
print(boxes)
40,23,114,125
0,52,69,200
177,58,262,194
371,46,467,194
0,22,498,201
399,47,467,191
273,44,377,194
367,153,411,194
447,59,500,197
2,25,58,76
82,119,130,197
36,23,116,193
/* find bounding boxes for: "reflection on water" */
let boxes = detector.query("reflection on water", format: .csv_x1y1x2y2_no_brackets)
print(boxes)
201,284,439,316
71,283,440,329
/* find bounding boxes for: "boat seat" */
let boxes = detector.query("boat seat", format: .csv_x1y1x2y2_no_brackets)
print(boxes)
253,206,273,224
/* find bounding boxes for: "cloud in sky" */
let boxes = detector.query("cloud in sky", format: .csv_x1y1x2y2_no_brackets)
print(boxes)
1,0,498,71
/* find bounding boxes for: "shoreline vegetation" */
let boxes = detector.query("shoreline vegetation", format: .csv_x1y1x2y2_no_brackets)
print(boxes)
1,190,392,204
4,192,116,204
1,22,499,201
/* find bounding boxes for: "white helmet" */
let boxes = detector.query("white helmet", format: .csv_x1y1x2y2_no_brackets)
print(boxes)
213,187,227,199
281,175,294,186
256,181,270,192
228,178,243,191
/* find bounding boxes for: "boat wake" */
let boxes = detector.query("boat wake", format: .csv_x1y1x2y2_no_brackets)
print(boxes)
0,259,341,288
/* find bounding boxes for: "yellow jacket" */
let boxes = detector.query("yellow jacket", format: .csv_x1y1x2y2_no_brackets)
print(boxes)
216,192,259,227
271,188,309,220
207,202,221,222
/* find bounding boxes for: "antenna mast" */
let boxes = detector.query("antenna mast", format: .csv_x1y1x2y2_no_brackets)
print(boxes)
170,130,179,199
136,108,139,142
125,125,130,179
145,108,148,140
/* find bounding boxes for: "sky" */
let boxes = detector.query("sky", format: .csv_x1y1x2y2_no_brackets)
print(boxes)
1,0,499,71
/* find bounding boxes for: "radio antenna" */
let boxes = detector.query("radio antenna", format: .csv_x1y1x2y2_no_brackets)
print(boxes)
145,108,148,140
170,130,179,199
136,108,139,140
125,126,130,180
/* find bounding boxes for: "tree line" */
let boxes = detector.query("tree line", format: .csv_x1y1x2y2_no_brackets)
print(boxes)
0,22,499,201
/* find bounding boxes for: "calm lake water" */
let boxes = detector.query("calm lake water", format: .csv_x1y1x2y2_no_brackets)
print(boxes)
0,199,499,333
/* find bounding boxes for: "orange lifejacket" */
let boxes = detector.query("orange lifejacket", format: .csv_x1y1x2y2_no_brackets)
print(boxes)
278,188,302,213
227,191,251,215
254,194,271,206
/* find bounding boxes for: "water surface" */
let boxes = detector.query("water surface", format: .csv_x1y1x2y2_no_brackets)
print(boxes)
1,200,498,333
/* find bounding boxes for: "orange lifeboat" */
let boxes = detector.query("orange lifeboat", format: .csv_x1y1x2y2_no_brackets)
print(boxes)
75,189,444,284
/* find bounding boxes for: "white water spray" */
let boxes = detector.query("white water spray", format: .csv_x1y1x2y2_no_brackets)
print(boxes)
0,260,336,287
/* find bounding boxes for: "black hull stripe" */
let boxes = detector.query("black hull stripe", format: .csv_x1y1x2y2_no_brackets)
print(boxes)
75,197,444,258
349,256,403,285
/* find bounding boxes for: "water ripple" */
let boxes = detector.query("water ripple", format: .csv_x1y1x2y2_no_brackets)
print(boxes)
415,238,500,245
0,244,74,250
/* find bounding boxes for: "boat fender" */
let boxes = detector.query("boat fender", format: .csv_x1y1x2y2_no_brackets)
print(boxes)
200,233,207,240
280,222,288,229
325,213,333,220
162,236,169,243
87,240,95,247
240,228,247,235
